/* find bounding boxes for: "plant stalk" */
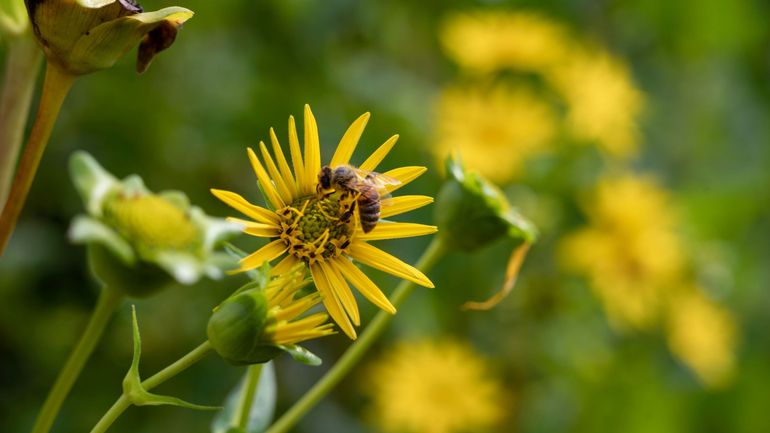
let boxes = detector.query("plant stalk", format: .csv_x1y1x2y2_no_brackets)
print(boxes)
238,364,263,429
89,341,213,433
0,62,75,254
264,237,447,433
0,32,42,206
30,288,123,433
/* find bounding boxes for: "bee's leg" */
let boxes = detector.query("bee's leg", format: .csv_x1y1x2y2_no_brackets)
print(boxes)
340,192,361,223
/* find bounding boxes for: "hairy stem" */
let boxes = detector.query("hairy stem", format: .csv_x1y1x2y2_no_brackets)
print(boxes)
0,63,75,254
89,341,213,433
0,33,42,205
30,288,123,433
265,237,447,433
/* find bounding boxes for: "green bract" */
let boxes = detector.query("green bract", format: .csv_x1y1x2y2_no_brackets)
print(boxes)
25,0,193,74
207,286,283,366
68,151,241,297
435,154,537,252
0,0,27,37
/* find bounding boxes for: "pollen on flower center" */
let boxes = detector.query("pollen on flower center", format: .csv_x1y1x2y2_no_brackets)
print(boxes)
277,194,356,265
106,194,198,251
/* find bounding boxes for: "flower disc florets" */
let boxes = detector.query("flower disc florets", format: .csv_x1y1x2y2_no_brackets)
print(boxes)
105,193,199,253
278,193,357,265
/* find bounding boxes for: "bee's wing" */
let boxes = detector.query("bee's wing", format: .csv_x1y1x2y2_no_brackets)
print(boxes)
352,168,401,193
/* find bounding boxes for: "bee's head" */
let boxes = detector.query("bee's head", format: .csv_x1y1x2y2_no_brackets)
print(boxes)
318,165,333,190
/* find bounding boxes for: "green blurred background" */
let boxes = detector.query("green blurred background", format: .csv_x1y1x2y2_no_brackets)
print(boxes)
2,0,769,432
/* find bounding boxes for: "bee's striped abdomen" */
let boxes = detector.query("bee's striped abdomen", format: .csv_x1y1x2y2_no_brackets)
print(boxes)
357,184,381,233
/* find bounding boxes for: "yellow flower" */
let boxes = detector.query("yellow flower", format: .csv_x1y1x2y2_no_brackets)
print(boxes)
440,10,570,73
547,48,644,157
364,339,507,433
212,105,436,339
433,84,556,183
666,289,737,388
559,174,685,330
208,264,335,365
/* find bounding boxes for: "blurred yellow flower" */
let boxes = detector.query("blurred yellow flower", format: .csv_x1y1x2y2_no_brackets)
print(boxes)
440,10,569,73
433,84,556,183
547,48,644,157
212,105,436,339
666,289,737,387
364,339,507,433
559,174,685,330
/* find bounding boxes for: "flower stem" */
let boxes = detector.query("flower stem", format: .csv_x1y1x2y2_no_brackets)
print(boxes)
0,63,75,254
238,364,263,429
264,237,448,433
89,341,213,433
0,32,43,206
30,288,123,433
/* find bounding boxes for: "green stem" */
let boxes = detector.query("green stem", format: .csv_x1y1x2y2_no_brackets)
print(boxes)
0,32,43,206
89,341,213,433
265,237,448,433
0,63,75,255
238,364,263,429
30,288,123,433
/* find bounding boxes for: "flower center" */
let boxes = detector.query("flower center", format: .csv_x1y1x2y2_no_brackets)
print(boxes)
277,194,357,265
106,194,198,252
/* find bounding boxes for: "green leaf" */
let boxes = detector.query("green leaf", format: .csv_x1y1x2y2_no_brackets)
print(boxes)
212,363,277,433
123,306,220,411
278,344,323,366
0,0,27,36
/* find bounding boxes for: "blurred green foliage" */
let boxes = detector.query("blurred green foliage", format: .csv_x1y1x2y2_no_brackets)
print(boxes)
1,0,769,432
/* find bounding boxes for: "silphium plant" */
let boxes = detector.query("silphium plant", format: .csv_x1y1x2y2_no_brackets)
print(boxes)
69,150,240,296
0,0,194,254
28,151,239,433
435,154,538,309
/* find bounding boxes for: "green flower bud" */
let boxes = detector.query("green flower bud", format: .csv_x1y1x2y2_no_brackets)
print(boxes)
25,0,193,74
435,154,537,252
207,289,282,365
208,267,334,365
435,155,538,310
0,0,28,37
68,151,241,297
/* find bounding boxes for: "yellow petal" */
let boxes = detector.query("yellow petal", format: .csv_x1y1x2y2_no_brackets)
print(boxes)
380,195,434,218
239,239,287,271
270,127,298,196
259,141,294,204
348,242,434,288
330,112,370,167
272,254,301,276
288,115,306,194
360,135,398,172
247,147,285,209
383,166,427,193
321,261,360,326
210,189,280,225
226,217,281,237
335,258,396,314
274,294,322,322
357,222,437,241
310,263,357,339
273,313,334,345
303,104,321,194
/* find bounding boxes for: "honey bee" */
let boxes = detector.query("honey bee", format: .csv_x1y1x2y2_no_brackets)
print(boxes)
317,165,401,233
